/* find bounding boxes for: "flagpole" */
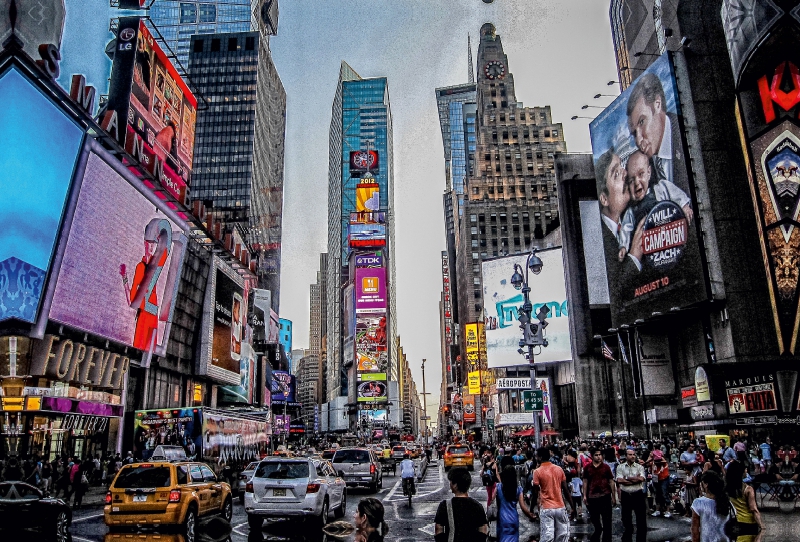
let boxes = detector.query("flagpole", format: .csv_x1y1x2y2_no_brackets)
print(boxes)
614,329,631,437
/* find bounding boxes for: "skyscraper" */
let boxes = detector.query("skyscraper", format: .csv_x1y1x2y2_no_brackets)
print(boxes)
326,62,397,405
149,0,278,72
188,30,286,310
309,253,328,401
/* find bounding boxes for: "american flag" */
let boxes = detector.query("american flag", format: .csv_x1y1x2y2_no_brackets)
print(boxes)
601,340,615,361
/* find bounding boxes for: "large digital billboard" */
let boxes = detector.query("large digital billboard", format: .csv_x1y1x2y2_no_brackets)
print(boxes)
348,223,386,248
49,147,187,356
133,408,202,461
212,267,246,375
355,267,387,313
271,370,295,403
589,53,706,325
104,17,196,200
357,372,387,403
219,342,256,404
349,151,379,178
0,68,83,323
355,314,388,373
481,249,572,368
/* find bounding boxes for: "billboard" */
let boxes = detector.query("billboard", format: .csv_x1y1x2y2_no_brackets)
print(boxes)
50,148,187,355
219,343,256,404
201,411,270,464
349,151,379,177
355,314,388,373
355,267,387,313
271,370,295,403
463,395,476,423
273,414,289,435
0,68,83,323
355,253,384,268
481,249,571,367
133,408,203,461
348,223,386,248
467,371,481,395
211,267,247,376
464,323,483,367
104,17,197,199
357,372,387,402
589,53,706,325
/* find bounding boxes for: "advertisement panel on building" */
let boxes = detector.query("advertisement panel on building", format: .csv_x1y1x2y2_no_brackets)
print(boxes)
343,283,355,338
49,146,187,356
349,151,379,177
463,395,476,423
250,288,271,343
355,267,387,313
357,372,387,402
355,314,388,373
202,411,269,464
219,342,256,404
0,68,83,324
271,371,295,403
464,323,481,366
348,223,386,248
355,180,380,212
209,266,248,379
589,53,706,326
636,331,675,396
481,249,571,367
494,378,553,424
355,253,383,268
274,414,289,435
103,17,196,200
468,371,481,395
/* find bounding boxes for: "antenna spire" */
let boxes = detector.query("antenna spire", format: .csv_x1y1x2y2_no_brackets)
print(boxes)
468,34,474,83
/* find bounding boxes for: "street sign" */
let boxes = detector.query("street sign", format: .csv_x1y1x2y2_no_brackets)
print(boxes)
487,419,495,430
522,390,544,412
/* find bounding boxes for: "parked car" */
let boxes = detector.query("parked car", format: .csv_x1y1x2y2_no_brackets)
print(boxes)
443,444,474,471
332,448,382,492
0,481,71,538
244,458,346,529
237,461,260,504
104,461,233,540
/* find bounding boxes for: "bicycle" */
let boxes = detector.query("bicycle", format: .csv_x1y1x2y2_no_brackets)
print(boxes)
402,476,416,507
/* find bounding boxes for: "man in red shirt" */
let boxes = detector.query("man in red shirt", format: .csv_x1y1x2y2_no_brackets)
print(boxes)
533,447,572,542
582,448,616,542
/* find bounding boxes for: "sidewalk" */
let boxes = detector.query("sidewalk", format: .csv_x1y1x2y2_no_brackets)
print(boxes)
52,484,108,508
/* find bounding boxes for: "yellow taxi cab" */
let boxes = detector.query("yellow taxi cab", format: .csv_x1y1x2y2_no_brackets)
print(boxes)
409,446,421,459
443,444,474,471
104,461,233,538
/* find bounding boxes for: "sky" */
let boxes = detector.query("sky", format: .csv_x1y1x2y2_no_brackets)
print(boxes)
59,0,618,419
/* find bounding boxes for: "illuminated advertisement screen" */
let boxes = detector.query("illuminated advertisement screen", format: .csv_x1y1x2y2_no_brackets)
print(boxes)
357,372,387,402
355,253,383,268
273,414,289,435
349,151,379,177
343,284,355,339
271,371,295,403
133,408,203,461
589,53,706,325
481,249,572,367
350,211,386,225
348,223,386,248
355,267,387,313
50,148,187,355
211,268,247,376
355,314,388,373
219,343,256,404
463,395,476,423
359,409,388,427
355,181,380,212
105,17,197,199
202,411,269,463
0,68,83,323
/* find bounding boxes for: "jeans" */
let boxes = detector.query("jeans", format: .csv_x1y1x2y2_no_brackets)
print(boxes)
586,494,613,542
654,478,669,508
539,507,570,542
620,490,647,542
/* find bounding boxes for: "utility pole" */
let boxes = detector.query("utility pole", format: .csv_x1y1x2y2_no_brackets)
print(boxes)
421,358,429,443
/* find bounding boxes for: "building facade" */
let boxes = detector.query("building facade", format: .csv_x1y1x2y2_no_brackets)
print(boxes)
188,30,286,310
309,253,328,402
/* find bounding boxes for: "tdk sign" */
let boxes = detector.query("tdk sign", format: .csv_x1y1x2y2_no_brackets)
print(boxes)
355,255,383,268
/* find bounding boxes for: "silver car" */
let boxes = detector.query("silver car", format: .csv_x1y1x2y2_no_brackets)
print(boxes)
244,458,346,529
237,461,260,504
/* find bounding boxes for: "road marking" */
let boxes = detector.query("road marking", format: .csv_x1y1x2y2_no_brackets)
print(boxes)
72,537,95,542
418,522,436,536
232,520,249,536
72,512,105,523
384,476,402,500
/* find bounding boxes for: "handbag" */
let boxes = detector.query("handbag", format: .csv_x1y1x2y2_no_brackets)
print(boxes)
723,499,761,540
486,494,498,522
80,473,89,485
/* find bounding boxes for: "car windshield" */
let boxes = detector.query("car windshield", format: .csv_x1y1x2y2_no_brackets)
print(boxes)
113,466,172,489
321,451,335,460
333,450,370,463
255,462,310,479
245,462,259,471
450,447,469,454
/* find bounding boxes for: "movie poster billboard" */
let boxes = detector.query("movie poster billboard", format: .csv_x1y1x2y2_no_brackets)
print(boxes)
49,146,187,356
589,53,706,325
209,266,247,380
357,372,387,402
481,249,571,368
464,323,483,366
219,343,256,404
133,408,203,461
271,371,295,403
355,314,388,373
0,68,84,323
355,267,387,313
349,151,379,177
104,17,197,200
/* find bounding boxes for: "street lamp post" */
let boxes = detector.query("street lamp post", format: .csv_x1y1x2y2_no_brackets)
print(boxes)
510,247,549,448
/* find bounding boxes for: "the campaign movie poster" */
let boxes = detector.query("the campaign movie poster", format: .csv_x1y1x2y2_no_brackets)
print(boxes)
589,53,706,325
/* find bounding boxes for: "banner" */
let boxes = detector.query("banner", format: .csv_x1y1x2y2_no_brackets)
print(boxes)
467,371,481,395
463,395,476,423
464,323,482,366
589,53,706,325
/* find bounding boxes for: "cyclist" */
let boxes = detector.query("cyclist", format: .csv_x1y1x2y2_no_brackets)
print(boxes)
400,453,417,497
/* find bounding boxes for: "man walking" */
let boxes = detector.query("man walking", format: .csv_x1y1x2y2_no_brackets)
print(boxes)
532,447,572,542
616,448,647,542
582,448,616,542
434,467,488,542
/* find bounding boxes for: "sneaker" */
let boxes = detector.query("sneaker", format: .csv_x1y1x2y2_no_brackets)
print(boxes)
651,510,661,517
663,512,672,518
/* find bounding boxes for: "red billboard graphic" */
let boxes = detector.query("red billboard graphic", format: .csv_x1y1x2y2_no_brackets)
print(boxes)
104,18,196,201
350,151,379,177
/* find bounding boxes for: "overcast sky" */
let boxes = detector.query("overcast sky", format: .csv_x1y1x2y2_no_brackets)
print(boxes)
60,0,618,417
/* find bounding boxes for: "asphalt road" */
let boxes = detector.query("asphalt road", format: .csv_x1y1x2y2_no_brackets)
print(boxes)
17,457,800,542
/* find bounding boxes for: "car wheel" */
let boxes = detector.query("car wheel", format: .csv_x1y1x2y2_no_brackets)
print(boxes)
334,490,347,519
221,496,233,522
369,481,378,493
248,513,263,530
51,510,69,539
314,499,329,528
182,506,197,542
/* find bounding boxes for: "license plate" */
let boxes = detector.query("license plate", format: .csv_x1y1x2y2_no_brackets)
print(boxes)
133,495,148,502
273,488,286,496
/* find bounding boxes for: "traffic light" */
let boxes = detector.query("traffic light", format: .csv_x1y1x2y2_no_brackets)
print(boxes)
481,405,487,415
443,404,450,415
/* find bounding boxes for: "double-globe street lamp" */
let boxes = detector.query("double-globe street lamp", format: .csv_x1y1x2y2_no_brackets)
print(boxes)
510,247,550,448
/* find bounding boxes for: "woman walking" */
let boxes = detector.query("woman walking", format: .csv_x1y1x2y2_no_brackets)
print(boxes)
495,466,536,542
483,448,499,508
725,462,763,542
690,471,729,542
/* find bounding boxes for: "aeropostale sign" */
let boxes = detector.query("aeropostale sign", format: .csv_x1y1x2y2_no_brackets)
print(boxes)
31,335,130,389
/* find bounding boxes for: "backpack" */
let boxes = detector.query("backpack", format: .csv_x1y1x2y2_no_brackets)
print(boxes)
481,463,494,486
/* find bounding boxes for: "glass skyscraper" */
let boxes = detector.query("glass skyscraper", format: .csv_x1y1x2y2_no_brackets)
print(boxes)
326,62,397,401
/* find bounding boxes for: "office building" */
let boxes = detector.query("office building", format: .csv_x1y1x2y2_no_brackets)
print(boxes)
188,30,286,310
309,253,328,400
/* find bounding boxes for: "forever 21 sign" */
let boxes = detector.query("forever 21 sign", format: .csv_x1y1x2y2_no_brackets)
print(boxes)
30,335,130,389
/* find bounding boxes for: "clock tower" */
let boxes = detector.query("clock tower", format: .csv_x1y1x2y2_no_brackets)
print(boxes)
476,23,516,113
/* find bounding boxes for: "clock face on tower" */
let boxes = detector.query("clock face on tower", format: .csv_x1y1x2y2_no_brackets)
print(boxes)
484,60,506,80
